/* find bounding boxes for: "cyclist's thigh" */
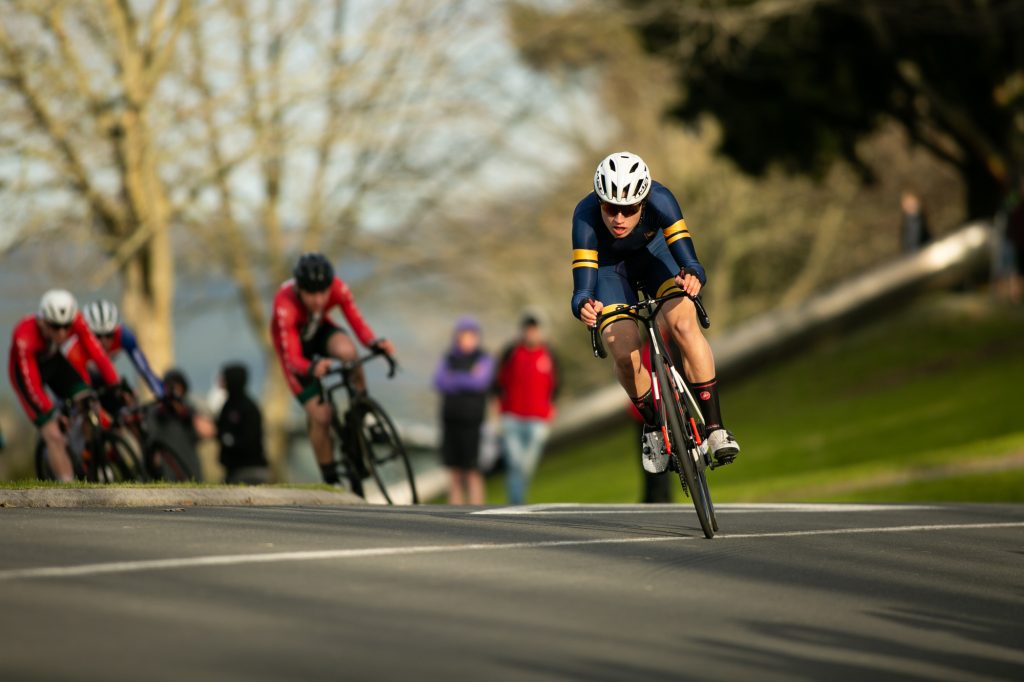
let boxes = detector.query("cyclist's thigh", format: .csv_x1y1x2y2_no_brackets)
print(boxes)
325,329,357,361
302,394,333,426
595,262,639,334
602,318,643,361
629,235,682,300
40,354,90,401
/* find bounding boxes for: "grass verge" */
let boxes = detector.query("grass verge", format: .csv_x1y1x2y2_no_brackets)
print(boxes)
488,294,1024,504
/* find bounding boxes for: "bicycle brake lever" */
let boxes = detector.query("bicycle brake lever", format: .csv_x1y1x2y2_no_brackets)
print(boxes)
692,295,711,329
590,325,607,359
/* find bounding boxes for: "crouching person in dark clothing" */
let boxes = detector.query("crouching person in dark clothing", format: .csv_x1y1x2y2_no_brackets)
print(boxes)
217,363,270,484
433,317,494,505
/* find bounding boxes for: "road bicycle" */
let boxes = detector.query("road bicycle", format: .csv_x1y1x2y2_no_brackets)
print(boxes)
591,290,719,538
317,351,419,504
35,388,148,483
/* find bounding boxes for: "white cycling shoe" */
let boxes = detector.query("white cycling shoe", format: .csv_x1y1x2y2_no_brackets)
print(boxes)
706,428,740,465
641,426,670,474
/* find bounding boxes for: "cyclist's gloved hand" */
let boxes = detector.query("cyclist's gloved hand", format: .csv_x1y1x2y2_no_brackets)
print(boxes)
308,356,333,379
580,298,604,328
674,267,703,297
98,382,125,411
369,338,396,357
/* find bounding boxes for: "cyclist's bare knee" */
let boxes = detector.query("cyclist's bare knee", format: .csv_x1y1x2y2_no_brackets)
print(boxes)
327,331,357,361
304,400,333,429
40,419,65,449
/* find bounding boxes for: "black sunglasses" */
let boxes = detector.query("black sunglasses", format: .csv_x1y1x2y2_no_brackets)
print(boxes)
600,201,643,218
45,321,72,331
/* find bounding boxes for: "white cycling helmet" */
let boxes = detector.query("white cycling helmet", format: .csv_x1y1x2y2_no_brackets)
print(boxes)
594,151,652,205
38,289,78,326
83,300,120,335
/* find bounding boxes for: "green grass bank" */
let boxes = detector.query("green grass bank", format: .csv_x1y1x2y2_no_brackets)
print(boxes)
487,293,1024,504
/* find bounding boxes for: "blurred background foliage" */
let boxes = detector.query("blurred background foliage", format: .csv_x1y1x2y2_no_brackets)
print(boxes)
1,0,1020,474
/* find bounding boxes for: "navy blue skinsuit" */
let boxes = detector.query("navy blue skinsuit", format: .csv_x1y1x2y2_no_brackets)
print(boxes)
571,181,706,330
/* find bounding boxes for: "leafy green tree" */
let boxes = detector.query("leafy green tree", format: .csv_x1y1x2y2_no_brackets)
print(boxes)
629,0,1024,217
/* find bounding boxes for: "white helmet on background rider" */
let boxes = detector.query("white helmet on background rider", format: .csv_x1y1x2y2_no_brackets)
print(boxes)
38,289,78,326
83,300,120,335
594,151,652,206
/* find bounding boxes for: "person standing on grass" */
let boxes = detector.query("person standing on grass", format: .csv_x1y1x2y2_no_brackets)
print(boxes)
216,362,269,485
494,313,560,505
434,316,494,505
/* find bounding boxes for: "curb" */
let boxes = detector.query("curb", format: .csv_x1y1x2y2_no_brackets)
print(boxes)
0,487,367,509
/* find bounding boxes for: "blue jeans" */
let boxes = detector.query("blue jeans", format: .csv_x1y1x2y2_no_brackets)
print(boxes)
502,416,550,506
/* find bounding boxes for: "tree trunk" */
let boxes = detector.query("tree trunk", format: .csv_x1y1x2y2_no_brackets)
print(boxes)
261,365,293,482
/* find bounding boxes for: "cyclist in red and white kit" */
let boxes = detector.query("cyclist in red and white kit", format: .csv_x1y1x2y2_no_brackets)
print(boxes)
271,253,396,485
7,290,121,481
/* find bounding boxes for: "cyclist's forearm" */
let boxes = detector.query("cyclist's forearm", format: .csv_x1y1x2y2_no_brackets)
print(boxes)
667,236,706,285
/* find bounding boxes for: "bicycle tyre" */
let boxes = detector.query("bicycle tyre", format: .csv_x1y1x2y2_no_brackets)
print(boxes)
655,356,715,538
331,414,365,498
352,397,418,505
34,439,55,481
94,432,147,482
678,380,719,533
148,440,195,481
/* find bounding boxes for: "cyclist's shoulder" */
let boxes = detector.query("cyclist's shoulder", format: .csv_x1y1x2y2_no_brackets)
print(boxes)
271,281,302,327
644,181,683,221
572,191,600,222
10,315,42,349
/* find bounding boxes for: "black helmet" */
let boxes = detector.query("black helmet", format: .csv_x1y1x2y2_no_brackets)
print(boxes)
293,253,334,292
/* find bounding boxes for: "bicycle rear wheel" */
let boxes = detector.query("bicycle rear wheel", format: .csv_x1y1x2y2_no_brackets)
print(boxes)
352,397,418,505
331,415,366,498
92,432,147,482
147,441,196,481
655,358,715,538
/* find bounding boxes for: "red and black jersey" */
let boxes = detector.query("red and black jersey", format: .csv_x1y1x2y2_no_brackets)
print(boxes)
270,277,377,382
8,313,119,423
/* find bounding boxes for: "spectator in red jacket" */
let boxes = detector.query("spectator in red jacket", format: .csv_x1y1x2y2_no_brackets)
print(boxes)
494,313,560,505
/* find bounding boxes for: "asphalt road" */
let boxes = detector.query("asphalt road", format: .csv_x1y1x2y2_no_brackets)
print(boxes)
1,503,1022,681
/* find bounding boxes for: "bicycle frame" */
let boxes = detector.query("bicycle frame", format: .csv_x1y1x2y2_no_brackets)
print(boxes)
590,290,715,472
316,350,419,504
590,289,719,537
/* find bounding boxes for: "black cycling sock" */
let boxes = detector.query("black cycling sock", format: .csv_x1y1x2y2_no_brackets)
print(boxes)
631,388,658,428
319,462,340,485
692,377,723,432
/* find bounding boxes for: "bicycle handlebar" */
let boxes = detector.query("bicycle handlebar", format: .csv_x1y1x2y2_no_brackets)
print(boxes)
589,291,710,359
316,350,398,398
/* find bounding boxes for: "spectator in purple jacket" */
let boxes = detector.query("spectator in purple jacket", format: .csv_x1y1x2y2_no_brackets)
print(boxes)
433,316,494,504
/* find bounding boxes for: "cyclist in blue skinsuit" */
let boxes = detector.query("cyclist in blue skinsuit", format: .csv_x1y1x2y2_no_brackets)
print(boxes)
571,151,740,473
67,300,165,399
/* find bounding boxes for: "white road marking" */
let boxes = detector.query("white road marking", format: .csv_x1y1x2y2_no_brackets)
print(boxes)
471,503,941,515
1,521,1021,581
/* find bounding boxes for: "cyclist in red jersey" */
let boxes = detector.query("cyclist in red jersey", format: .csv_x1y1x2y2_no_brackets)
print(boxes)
271,253,396,485
7,290,121,481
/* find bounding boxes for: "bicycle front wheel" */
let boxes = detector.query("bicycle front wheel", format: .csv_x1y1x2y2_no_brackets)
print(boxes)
352,397,418,505
656,359,715,538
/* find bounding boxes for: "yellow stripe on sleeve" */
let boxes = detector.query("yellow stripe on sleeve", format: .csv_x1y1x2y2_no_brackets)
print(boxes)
572,248,599,269
663,220,691,245
665,231,691,246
